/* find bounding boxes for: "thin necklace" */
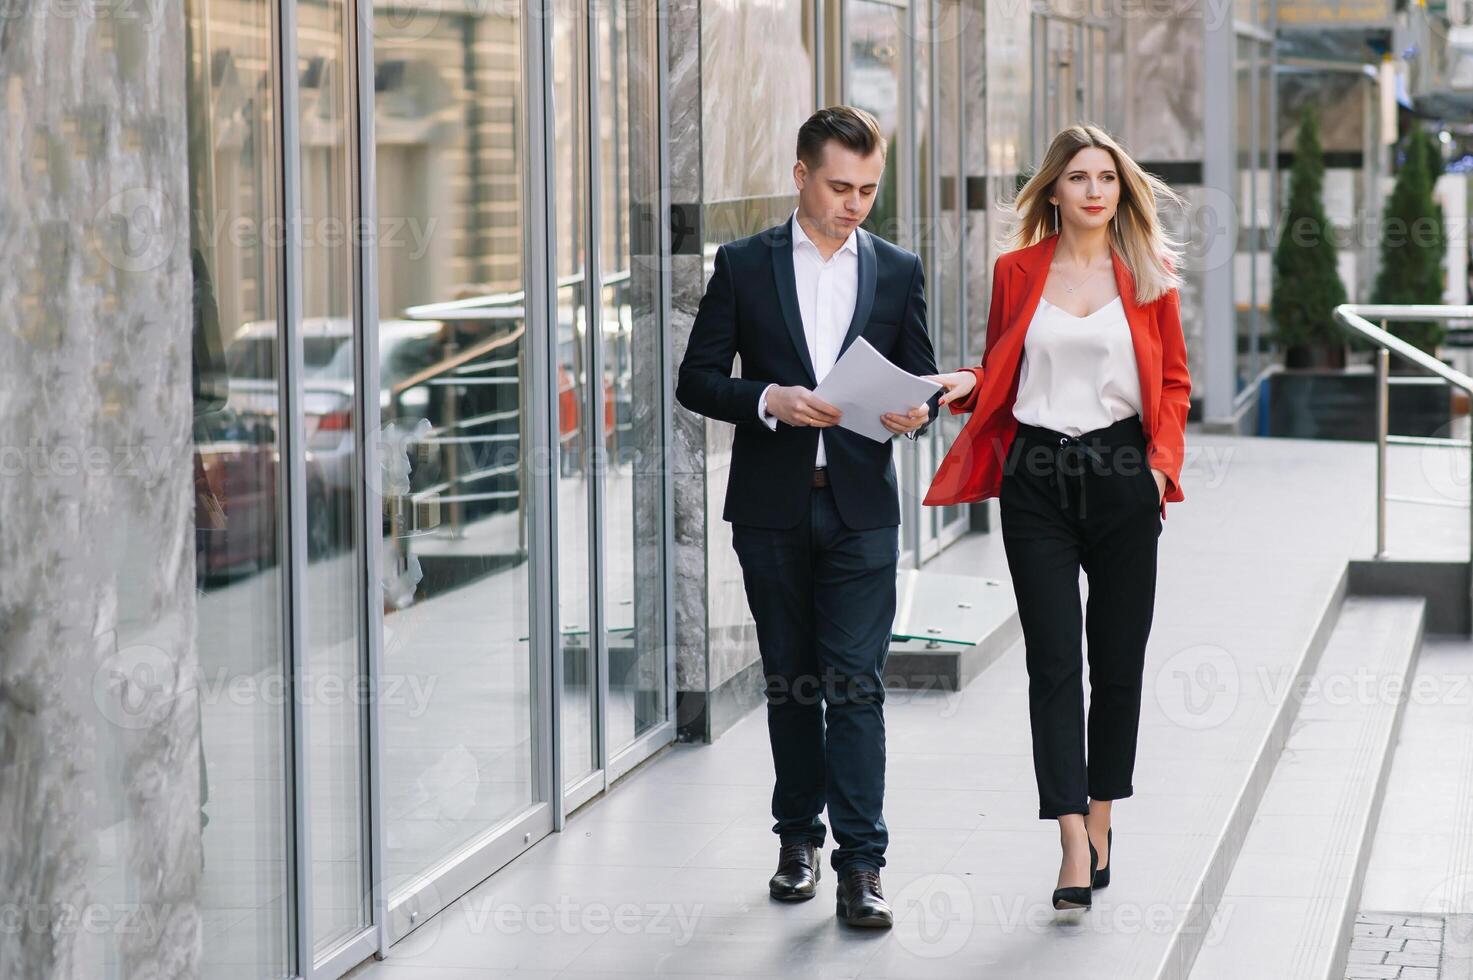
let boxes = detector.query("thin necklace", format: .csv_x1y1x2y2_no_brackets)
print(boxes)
1056,261,1102,294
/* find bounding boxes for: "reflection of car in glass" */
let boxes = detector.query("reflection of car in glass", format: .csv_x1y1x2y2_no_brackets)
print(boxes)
194,403,275,580
193,404,342,584
227,317,445,492
194,406,279,582
215,303,630,544
220,318,445,557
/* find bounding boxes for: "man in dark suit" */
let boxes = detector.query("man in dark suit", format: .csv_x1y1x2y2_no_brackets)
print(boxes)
675,106,940,928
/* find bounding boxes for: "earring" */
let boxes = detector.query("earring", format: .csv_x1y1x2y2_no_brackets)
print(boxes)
1053,203,1059,233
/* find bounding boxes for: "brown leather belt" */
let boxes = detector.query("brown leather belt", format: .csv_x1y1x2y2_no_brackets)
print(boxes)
812,467,828,488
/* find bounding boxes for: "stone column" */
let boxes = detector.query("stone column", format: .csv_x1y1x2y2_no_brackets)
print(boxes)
666,0,715,741
0,4,200,979
665,0,802,743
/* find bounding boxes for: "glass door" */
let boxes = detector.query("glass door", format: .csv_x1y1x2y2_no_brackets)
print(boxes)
554,0,671,818
553,0,600,808
595,0,669,770
368,0,553,942
184,0,295,970
296,0,373,961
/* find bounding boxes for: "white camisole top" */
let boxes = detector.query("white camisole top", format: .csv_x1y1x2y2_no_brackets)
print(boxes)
1011,294,1144,437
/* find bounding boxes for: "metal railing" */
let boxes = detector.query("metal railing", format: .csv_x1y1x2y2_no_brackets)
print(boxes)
388,325,526,536
389,269,633,538
1331,304,1473,559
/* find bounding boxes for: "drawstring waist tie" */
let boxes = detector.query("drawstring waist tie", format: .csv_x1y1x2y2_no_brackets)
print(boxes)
1010,415,1148,521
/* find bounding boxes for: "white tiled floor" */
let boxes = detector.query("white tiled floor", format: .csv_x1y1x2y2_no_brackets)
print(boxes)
342,432,1431,979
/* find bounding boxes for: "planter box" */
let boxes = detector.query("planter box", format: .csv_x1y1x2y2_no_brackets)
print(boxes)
1262,368,1457,440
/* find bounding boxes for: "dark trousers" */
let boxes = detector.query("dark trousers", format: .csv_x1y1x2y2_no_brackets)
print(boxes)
731,484,899,874
999,414,1161,820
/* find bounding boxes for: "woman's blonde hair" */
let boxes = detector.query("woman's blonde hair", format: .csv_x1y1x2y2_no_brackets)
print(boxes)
1002,124,1185,305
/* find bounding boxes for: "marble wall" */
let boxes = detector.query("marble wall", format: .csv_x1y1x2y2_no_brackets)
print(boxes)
668,0,713,734
972,0,1033,360
700,0,814,204
703,416,759,694
1118,5,1213,390
671,250,712,705
0,3,201,978
1278,71,1371,154
983,0,1032,179
1121,8,1207,163
671,0,819,736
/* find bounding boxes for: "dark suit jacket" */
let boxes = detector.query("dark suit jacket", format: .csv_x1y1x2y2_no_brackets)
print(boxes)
675,219,941,530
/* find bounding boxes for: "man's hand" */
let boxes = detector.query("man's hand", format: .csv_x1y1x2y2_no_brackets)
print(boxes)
881,405,930,436
764,386,843,428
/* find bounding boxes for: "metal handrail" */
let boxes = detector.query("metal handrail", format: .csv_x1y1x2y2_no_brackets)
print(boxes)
385,325,525,536
386,268,634,536
1332,304,1473,559
389,325,526,400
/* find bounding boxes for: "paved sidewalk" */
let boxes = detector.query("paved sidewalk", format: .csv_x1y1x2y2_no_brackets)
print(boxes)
342,432,1473,979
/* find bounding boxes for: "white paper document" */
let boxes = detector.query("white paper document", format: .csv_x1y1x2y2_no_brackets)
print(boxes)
811,337,942,444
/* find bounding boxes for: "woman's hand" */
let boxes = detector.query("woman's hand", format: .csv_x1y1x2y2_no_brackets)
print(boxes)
924,370,978,407
1151,468,1167,504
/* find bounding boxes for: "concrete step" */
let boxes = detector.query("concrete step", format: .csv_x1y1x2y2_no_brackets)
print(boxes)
1186,596,1427,980
1347,633,1473,978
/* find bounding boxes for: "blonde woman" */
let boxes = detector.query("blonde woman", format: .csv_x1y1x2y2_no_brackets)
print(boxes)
923,125,1192,911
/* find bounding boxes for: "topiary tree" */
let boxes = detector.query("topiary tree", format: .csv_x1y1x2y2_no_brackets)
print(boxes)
1371,127,1446,354
1272,105,1348,368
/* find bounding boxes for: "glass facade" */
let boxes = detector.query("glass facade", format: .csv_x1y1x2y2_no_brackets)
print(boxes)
115,0,675,971
848,0,909,243
7,0,1273,975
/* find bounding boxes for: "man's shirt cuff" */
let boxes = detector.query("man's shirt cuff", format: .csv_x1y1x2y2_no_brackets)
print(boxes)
757,383,779,431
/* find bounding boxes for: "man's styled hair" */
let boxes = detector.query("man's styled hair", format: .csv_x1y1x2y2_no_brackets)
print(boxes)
796,105,887,170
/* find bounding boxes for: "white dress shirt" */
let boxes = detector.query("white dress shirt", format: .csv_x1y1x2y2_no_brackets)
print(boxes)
757,210,859,467
1011,295,1144,436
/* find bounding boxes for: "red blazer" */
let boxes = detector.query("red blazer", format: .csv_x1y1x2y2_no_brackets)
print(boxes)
924,232,1191,520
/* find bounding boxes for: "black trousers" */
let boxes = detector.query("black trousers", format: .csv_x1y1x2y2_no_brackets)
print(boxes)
999,413,1161,820
731,484,899,874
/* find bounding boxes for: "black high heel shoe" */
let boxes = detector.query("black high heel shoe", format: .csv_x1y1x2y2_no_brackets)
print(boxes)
1093,828,1112,890
1052,838,1097,910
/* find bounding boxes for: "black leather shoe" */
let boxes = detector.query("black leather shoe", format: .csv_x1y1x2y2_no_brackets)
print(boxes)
1093,827,1112,890
769,842,821,902
835,866,893,928
1052,839,1097,910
